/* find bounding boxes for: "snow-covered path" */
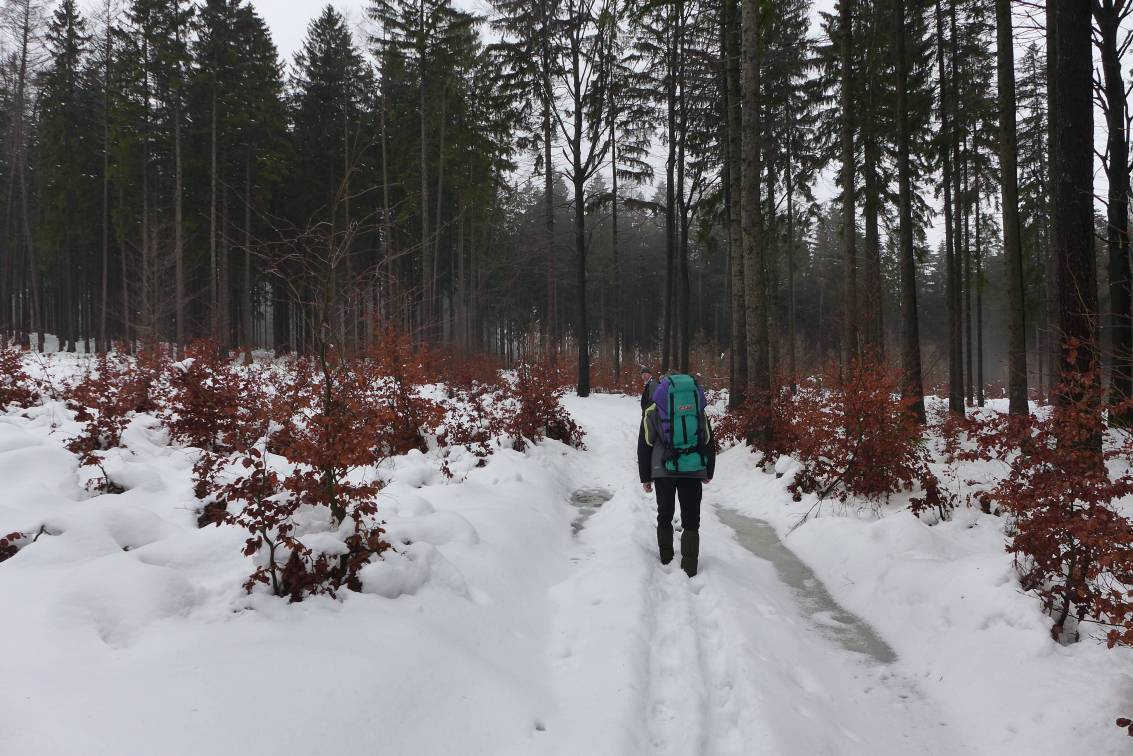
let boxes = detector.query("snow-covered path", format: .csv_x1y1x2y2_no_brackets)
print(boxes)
542,394,966,756
4,384,1129,755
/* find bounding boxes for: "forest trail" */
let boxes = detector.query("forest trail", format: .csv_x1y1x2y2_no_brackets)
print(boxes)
545,394,970,756
7,376,1106,756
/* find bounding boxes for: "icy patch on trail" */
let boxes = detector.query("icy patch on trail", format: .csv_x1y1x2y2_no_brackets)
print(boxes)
717,507,896,664
569,487,611,535
714,431,1133,756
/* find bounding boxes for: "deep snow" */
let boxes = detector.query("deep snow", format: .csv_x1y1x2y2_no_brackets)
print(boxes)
2,359,1131,755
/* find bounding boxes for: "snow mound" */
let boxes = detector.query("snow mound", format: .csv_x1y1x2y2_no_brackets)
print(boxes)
384,511,479,547
54,556,197,648
360,542,468,599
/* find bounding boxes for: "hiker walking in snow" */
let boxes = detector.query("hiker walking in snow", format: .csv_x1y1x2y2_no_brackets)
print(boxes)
640,367,659,413
637,373,715,577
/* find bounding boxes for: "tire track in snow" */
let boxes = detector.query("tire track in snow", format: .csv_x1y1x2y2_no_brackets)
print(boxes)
645,564,708,755
561,395,771,756
562,394,974,756
642,521,778,756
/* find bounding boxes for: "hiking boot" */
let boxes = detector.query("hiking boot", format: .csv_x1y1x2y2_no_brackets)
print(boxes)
657,524,674,565
680,528,699,577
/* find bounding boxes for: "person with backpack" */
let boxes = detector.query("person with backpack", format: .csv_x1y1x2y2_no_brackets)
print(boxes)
640,366,659,413
637,373,715,577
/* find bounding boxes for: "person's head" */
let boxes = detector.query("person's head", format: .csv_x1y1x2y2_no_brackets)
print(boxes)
641,366,653,384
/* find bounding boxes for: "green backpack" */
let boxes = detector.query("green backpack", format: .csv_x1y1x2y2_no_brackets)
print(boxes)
662,373,707,474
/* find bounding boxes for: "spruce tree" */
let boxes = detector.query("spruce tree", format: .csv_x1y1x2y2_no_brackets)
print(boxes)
760,0,818,390
289,6,371,351
369,0,477,339
488,0,563,345
35,0,98,352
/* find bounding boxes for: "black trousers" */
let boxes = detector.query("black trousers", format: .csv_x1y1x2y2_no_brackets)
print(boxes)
655,477,702,530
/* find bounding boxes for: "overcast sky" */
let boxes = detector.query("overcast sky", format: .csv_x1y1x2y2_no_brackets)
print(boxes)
249,0,493,62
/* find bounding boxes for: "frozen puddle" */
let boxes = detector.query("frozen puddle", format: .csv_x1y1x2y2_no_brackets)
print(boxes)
718,508,897,664
569,488,612,535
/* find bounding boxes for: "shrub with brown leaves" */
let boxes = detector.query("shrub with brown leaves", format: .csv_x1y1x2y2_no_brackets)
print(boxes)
784,362,949,518
959,364,1133,645
719,362,949,520
164,340,269,453
365,329,446,456
0,345,38,410
0,530,26,562
435,384,511,477
712,386,798,463
197,354,392,602
506,362,584,452
0,526,51,563
65,349,166,492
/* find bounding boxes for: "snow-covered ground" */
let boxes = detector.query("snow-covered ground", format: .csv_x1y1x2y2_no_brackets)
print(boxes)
2,359,1130,755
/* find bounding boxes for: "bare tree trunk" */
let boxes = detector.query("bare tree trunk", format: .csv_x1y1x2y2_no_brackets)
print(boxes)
611,125,622,379
936,0,964,416
19,163,40,352
725,0,747,405
896,0,925,422
997,0,1029,414
676,0,689,373
741,0,771,443
765,160,779,379
572,141,590,395
99,0,111,351
541,0,557,349
175,102,185,352
1044,8,1059,398
341,98,351,353
662,1,677,373
141,38,156,343
432,93,447,342
117,182,131,351
419,55,431,338
838,0,858,367
975,189,985,406
785,131,798,394
1049,0,1099,395
1096,0,1132,420
949,0,967,409
8,0,41,350
544,102,557,349
862,134,883,359
380,79,393,327
962,141,973,405
221,186,230,348
243,151,253,350
210,87,218,341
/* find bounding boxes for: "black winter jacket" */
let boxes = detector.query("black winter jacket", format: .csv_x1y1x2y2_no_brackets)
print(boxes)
640,379,659,412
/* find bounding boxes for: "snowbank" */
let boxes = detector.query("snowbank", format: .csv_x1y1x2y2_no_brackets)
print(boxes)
715,433,1133,756
2,356,1130,755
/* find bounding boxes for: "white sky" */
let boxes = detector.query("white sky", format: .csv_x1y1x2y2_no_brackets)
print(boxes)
249,0,492,63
